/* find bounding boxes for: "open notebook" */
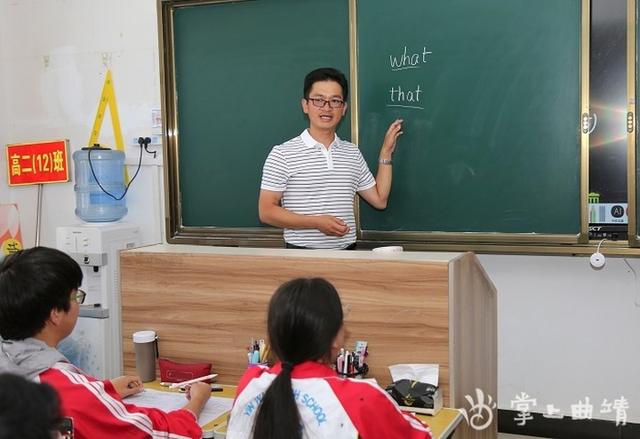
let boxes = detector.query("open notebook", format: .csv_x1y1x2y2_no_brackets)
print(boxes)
127,388,232,427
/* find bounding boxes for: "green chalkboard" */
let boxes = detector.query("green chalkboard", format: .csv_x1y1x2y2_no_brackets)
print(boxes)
172,0,350,228
357,0,583,235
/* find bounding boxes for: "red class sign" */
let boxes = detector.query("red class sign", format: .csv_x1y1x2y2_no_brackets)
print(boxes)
6,140,70,186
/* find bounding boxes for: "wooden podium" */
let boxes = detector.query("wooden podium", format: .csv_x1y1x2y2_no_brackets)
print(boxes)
121,245,496,438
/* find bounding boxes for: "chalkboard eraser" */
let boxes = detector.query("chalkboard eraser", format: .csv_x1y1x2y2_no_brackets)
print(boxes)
372,246,403,254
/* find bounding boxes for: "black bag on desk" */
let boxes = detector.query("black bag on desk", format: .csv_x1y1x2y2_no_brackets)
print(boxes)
385,379,439,410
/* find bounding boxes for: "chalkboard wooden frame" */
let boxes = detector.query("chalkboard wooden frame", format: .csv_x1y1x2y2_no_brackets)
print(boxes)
630,0,640,247
159,0,595,249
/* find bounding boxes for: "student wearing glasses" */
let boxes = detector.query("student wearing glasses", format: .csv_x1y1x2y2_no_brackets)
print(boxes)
226,277,432,439
259,67,403,249
0,247,211,439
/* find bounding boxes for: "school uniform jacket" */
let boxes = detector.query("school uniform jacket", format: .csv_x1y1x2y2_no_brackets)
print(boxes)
0,338,201,439
227,361,433,439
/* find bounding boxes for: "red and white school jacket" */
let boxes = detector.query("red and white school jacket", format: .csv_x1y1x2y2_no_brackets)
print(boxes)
227,361,432,439
40,362,202,439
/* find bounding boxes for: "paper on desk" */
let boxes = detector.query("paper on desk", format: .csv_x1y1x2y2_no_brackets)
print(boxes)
127,389,233,426
388,364,439,386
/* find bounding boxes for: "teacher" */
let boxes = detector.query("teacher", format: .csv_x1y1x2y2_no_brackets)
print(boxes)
258,67,403,249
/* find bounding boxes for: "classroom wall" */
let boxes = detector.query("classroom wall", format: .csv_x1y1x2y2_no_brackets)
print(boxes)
0,17,7,203
479,254,640,424
1,0,638,426
0,0,163,248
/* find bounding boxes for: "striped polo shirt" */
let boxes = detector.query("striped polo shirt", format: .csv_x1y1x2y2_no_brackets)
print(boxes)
261,129,376,249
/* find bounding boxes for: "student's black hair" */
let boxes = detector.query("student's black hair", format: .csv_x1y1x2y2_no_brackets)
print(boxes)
0,373,64,439
303,67,349,100
0,247,82,340
252,277,344,439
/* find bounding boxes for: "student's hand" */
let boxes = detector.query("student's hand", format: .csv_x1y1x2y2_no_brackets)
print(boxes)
379,119,404,159
185,382,211,402
111,375,144,398
314,215,350,236
182,382,211,418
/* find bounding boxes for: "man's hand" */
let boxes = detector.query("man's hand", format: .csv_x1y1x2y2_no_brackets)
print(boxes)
379,118,404,159
314,215,350,236
111,375,144,398
259,191,350,236
359,119,404,210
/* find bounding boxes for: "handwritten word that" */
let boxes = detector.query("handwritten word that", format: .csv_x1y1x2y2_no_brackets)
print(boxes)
388,85,423,110
389,46,433,71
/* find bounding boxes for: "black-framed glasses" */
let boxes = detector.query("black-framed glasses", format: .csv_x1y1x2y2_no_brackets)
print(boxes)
52,417,74,438
72,289,86,305
306,97,345,109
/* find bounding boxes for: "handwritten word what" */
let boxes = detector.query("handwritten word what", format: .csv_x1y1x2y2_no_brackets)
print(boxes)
389,46,432,71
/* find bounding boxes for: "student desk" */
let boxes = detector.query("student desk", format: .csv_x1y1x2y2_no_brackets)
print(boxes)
121,245,496,438
144,380,464,439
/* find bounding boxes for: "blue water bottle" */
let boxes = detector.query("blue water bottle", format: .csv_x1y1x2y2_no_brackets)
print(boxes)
73,146,127,222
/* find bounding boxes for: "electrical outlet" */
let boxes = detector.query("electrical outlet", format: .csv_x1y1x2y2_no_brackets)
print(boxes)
131,136,162,146
126,135,163,165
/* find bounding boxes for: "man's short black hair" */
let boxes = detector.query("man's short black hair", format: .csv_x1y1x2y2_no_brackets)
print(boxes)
303,67,348,100
0,247,82,340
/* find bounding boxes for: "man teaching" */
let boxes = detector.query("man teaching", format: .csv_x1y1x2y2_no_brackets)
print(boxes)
258,67,403,250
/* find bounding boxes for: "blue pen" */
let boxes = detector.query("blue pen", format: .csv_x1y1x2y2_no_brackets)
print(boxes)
251,349,260,364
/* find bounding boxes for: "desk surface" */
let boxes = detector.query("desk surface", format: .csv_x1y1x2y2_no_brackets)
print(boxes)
143,381,463,439
128,243,466,263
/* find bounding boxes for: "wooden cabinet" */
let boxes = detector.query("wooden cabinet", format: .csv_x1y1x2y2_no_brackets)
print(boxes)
121,245,497,438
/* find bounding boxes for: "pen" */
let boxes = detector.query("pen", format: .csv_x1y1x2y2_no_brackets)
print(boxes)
178,385,224,393
169,373,218,389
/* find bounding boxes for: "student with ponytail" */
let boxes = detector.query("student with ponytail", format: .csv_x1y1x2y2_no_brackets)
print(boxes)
227,277,432,439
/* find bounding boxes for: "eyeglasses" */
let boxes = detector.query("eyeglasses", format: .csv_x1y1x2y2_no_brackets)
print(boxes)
72,289,86,305
306,97,346,109
52,417,74,438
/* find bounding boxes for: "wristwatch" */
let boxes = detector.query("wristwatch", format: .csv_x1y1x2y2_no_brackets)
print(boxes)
379,158,393,165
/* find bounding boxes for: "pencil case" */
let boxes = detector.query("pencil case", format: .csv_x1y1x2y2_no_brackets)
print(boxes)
158,358,212,383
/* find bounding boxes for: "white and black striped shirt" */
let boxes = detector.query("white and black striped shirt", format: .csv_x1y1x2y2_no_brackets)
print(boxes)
261,129,376,249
